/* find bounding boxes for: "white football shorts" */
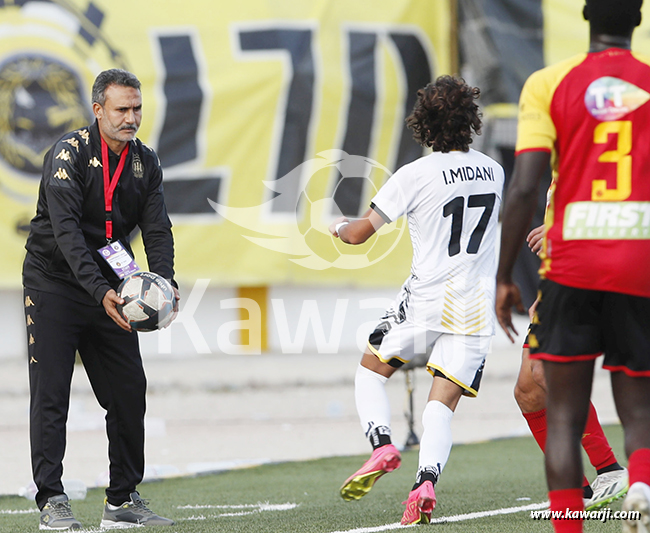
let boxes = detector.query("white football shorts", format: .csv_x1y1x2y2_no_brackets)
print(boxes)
367,313,491,397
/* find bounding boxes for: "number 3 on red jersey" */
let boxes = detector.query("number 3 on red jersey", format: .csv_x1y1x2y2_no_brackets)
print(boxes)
592,120,632,201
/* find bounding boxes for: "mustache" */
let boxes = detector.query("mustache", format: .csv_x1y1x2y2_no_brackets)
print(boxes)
119,126,137,131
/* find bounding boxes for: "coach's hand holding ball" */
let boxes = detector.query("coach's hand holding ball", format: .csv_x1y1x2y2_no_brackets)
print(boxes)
103,289,132,332
104,271,179,332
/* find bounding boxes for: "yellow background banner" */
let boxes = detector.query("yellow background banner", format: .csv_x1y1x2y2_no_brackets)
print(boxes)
0,0,450,288
3,1,650,289
543,0,650,64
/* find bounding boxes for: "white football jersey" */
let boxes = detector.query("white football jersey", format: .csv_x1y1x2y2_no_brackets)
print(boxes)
371,149,505,335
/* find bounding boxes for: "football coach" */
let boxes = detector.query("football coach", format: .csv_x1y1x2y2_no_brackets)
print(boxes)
22,68,178,529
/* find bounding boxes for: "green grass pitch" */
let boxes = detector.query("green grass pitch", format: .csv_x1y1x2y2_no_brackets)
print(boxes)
0,426,626,532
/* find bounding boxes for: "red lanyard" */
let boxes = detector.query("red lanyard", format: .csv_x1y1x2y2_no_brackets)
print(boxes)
101,137,129,242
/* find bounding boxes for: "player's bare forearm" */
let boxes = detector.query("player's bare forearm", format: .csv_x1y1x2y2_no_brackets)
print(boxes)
497,199,538,283
338,220,373,244
329,207,386,245
496,151,550,284
496,150,550,341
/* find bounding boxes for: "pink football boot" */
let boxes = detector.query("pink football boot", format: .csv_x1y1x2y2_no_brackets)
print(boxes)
340,444,401,501
401,480,436,525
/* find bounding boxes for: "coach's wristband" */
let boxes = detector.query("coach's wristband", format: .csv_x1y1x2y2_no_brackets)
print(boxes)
335,221,349,234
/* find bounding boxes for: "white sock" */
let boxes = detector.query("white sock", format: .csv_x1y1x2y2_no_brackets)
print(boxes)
418,400,454,479
355,364,391,439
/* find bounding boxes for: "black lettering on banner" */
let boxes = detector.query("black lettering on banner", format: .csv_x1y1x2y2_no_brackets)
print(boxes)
157,35,203,168
154,33,226,215
78,3,104,46
443,193,496,256
389,32,431,170
237,27,316,214
163,177,222,215
333,28,433,217
152,25,431,217
333,31,377,217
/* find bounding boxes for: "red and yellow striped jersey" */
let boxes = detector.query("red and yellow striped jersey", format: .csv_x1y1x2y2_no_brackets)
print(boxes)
516,48,650,297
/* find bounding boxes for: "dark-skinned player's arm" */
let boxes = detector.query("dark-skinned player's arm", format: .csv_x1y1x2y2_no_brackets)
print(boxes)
329,207,386,245
496,150,550,342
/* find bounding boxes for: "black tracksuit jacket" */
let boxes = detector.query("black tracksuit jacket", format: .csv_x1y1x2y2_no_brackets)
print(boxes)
23,121,175,305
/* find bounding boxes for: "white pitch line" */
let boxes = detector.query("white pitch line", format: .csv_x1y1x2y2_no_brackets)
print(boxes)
329,523,408,533
0,509,38,514
178,502,298,511
328,501,549,533
429,501,549,524
177,502,300,521
179,503,262,509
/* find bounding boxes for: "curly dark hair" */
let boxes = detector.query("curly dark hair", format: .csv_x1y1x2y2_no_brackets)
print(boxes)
406,75,482,152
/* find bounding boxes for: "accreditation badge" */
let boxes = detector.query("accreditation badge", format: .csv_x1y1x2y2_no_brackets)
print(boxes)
98,240,140,279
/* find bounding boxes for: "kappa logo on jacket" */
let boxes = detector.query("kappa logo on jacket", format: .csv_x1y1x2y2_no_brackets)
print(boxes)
54,168,70,180
55,149,72,162
63,137,80,152
75,128,90,145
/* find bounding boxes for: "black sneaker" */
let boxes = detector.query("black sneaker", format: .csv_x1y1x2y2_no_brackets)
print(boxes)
100,492,175,528
39,494,82,530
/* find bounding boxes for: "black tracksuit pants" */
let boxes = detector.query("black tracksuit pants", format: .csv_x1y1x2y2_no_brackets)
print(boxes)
24,288,146,510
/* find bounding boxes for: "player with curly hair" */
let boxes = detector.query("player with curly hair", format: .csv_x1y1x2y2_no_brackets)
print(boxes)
330,75,505,524
406,75,482,152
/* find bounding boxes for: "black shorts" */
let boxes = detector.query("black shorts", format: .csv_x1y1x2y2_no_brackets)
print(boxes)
529,279,650,376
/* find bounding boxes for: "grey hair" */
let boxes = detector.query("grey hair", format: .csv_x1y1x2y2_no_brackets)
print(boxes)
91,69,141,106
